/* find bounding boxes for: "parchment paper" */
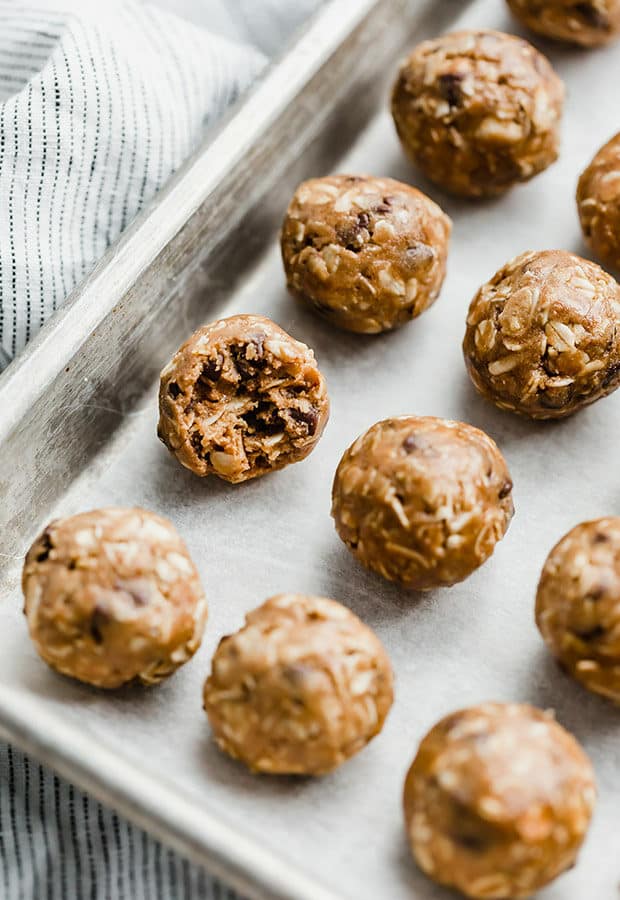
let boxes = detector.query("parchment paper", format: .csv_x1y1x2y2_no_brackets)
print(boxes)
1,1,620,897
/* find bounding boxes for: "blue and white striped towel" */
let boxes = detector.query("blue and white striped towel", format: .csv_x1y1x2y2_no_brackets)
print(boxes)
0,1,321,896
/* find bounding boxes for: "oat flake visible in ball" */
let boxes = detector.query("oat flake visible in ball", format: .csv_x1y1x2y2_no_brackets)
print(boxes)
158,314,329,483
280,174,451,334
404,703,596,899
537,517,620,702
203,593,394,775
22,508,207,689
578,132,620,273
507,0,620,47
391,29,564,198
463,249,620,419
331,416,513,591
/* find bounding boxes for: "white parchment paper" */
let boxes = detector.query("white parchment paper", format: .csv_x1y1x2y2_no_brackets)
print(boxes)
2,1,620,897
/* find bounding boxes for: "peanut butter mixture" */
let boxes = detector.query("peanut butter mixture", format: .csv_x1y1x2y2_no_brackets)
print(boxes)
404,703,596,898
158,315,329,483
281,175,451,334
204,593,393,775
463,249,620,419
331,416,513,591
22,508,207,689
507,0,620,46
537,517,620,703
391,30,564,197
578,132,620,272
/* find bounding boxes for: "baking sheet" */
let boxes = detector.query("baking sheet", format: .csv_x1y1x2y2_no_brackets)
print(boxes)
1,0,620,897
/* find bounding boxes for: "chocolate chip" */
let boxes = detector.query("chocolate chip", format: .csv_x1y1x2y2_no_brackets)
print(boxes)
232,338,265,377
603,361,620,388
357,212,370,229
35,530,53,563
593,532,610,544
199,354,224,383
573,625,606,642
374,197,393,214
575,2,609,29
242,401,284,436
190,430,204,456
290,406,319,436
438,72,464,107
90,606,108,644
337,224,365,252
168,381,182,399
499,480,513,499
403,435,418,453
451,832,490,852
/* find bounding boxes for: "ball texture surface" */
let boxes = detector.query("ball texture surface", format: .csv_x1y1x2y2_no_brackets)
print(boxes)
463,250,620,418
331,416,513,590
280,174,451,334
537,517,620,702
404,703,596,899
23,508,207,689
578,132,620,273
158,315,329,483
203,593,393,775
507,0,620,46
391,30,564,198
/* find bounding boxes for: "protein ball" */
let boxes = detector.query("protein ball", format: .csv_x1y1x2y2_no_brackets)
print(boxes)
464,250,620,419
331,416,513,591
158,315,329,483
537,517,620,702
578,132,620,272
280,175,451,334
404,703,596,899
22,508,207,689
203,593,393,775
507,0,620,46
391,30,564,198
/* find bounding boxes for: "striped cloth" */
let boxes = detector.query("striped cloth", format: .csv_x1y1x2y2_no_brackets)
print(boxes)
0,0,265,368
1,746,234,900
0,1,321,897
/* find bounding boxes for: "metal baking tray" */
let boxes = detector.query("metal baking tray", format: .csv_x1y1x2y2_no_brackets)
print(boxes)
1,0,619,897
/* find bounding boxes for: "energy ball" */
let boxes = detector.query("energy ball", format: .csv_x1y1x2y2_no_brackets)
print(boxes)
537,517,620,702
391,30,564,198
463,250,620,419
22,508,207,689
203,594,393,775
507,0,620,46
280,175,451,334
404,703,596,899
578,132,620,272
158,315,329,483
331,416,513,591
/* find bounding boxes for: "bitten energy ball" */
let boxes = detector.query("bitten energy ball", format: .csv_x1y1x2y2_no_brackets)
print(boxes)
507,0,620,46
404,703,596,899
331,416,513,591
203,593,393,775
578,133,620,272
464,250,620,418
280,175,451,334
22,508,207,689
158,315,329,483
391,30,564,198
537,517,620,702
